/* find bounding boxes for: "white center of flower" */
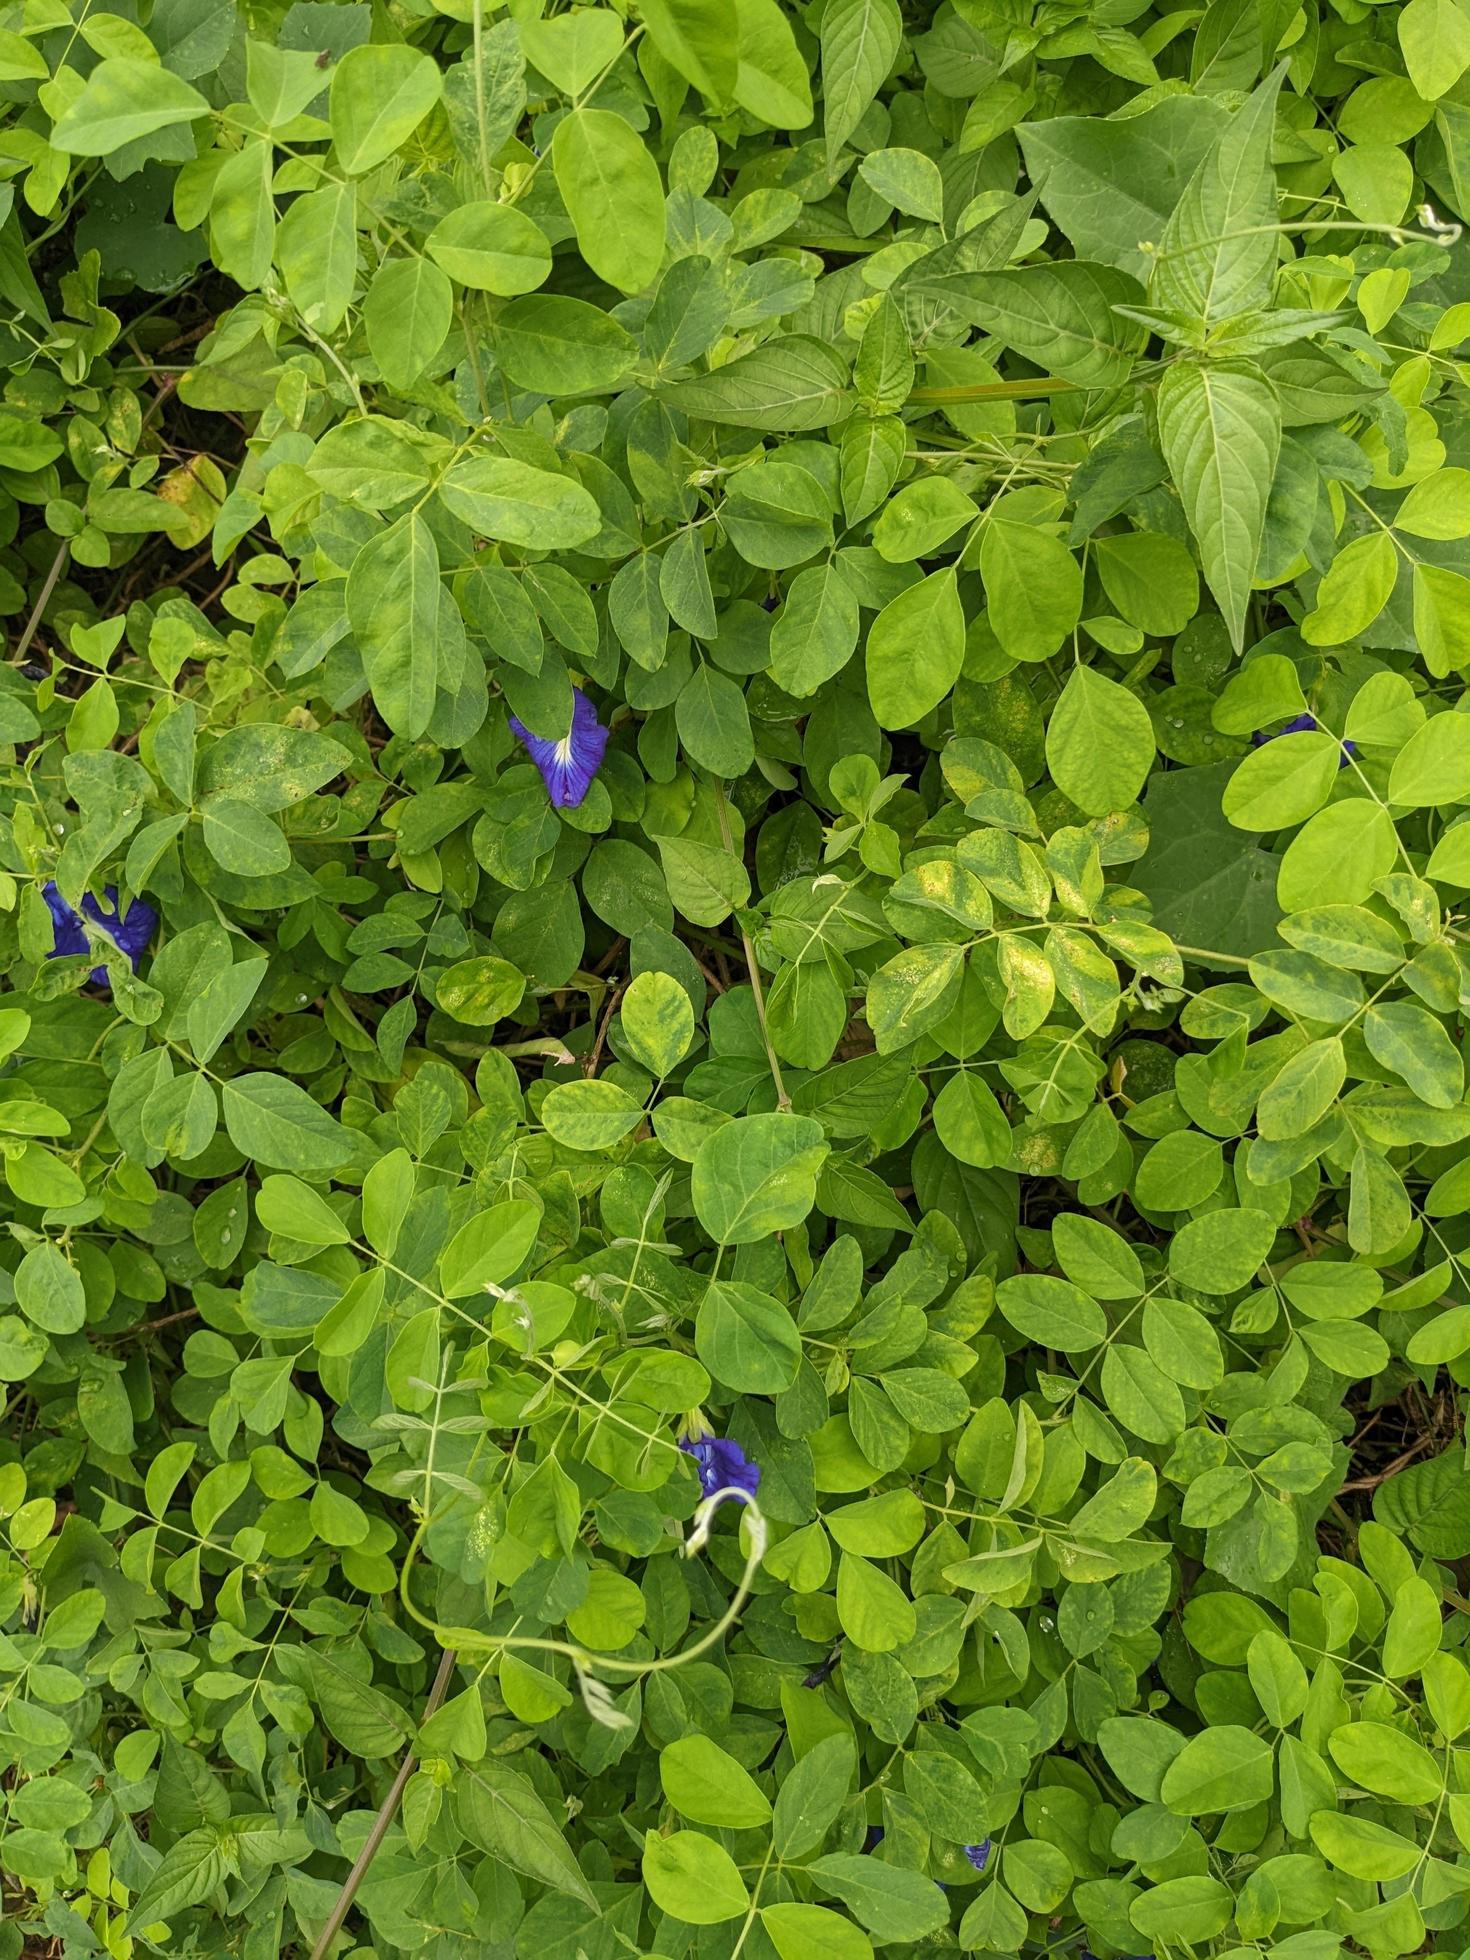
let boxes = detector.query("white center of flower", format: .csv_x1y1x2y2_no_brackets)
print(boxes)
554,735,575,766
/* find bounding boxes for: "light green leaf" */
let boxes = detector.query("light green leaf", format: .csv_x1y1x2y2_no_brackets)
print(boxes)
1046,665,1155,816
692,1113,828,1244
553,109,666,295
866,567,964,727
438,458,601,550
330,43,442,175
1157,360,1281,650
51,58,207,154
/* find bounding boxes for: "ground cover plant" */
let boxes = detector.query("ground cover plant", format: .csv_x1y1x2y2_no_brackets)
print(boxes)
6,0,1470,1954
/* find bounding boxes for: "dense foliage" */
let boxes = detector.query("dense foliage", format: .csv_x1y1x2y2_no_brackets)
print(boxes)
5,0,1470,1955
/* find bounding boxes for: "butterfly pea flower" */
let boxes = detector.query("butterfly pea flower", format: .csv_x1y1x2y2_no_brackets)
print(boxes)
43,881,156,987
679,1432,761,1501
1251,711,1354,767
964,1840,992,1872
509,686,608,809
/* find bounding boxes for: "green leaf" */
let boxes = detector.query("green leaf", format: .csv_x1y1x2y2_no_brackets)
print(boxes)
438,459,601,550
773,1735,856,1859
696,1279,801,1390
1169,1208,1278,1293
1159,1726,1274,1813
932,1070,1011,1168
1019,97,1229,280
665,338,851,430
1399,0,1470,98
1222,730,1340,829
1328,1721,1442,1803
692,1113,828,1243
1156,361,1281,650
493,294,640,395
866,568,964,727
822,0,903,156
308,1652,413,1759
364,257,453,389
440,1200,541,1298
51,58,207,154
330,43,442,175
997,1273,1107,1350
859,147,943,222
255,1175,349,1246
764,1904,873,1960
426,201,551,295
1094,531,1199,635
660,1735,772,1827
553,109,666,295
1310,1811,1422,1880
123,1829,227,1930
981,521,1082,661
1302,529,1398,644
770,562,860,695
345,511,441,741
640,0,739,98
221,1073,353,1173
941,260,1146,388
275,182,358,333
733,0,814,127
807,1854,950,1941
1046,666,1155,816
457,1761,598,1907
1388,709,1470,806
1150,69,1283,324
1413,563,1470,677
1129,1874,1234,1942
642,1830,750,1924
199,795,290,877
15,1244,85,1336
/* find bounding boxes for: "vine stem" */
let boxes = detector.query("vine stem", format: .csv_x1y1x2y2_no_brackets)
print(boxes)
307,1644,457,1960
398,1492,768,1678
713,780,790,1111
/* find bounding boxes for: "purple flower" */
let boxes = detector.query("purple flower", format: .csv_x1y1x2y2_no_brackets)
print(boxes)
1251,713,1354,767
964,1840,991,1872
508,687,608,808
679,1433,760,1501
43,882,156,986
863,1824,885,1851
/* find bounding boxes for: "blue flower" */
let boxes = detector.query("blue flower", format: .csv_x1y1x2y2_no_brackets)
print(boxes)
509,686,608,809
1251,712,1354,767
964,1840,991,1872
679,1433,760,1501
43,882,156,987
863,1824,885,1851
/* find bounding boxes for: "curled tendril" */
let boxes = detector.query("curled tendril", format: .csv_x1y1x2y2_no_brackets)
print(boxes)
686,1485,767,1561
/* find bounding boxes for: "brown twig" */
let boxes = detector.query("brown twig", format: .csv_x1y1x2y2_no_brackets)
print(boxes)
1339,1435,1437,1494
103,1306,200,1343
585,979,627,1077
308,1646,458,1960
13,541,70,668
